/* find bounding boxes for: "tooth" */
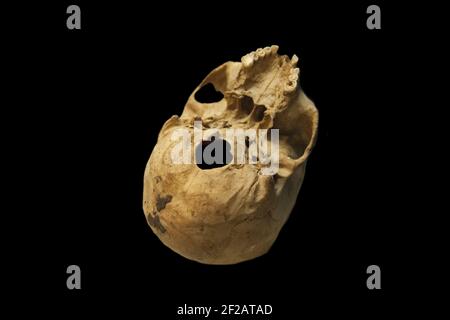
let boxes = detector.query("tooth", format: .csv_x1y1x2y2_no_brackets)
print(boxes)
253,50,260,61
289,74,298,82
256,48,265,59
241,54,254,68
284,80,297,94
270,45,279,54
289,68,299,81
264,46,271,55
291,54,299,66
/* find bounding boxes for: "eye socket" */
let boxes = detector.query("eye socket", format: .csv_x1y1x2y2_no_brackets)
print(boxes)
194,83,224,103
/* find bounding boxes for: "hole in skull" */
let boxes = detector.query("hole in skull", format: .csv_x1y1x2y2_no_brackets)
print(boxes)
240,96,254,115
195,137,232,170
252,105,266,122
194,83,224,103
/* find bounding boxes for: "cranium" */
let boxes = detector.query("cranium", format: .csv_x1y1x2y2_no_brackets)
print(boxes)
143,45,318,264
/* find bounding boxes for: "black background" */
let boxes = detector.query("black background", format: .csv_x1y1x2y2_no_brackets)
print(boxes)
7,0,436,318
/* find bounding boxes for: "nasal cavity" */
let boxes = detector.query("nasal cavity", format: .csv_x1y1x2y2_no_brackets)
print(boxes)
195,137,232,170
194,83,224,103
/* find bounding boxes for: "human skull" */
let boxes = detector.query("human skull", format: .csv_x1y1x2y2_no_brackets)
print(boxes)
143,46,318,264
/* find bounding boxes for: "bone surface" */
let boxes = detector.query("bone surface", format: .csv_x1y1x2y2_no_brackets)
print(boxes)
143,46,318,264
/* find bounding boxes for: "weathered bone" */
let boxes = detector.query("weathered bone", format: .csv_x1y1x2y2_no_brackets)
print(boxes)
143,46,318,264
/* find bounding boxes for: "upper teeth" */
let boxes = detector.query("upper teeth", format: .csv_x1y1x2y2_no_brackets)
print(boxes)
241,53,255,68
290,54,299,66
270,45,279,55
